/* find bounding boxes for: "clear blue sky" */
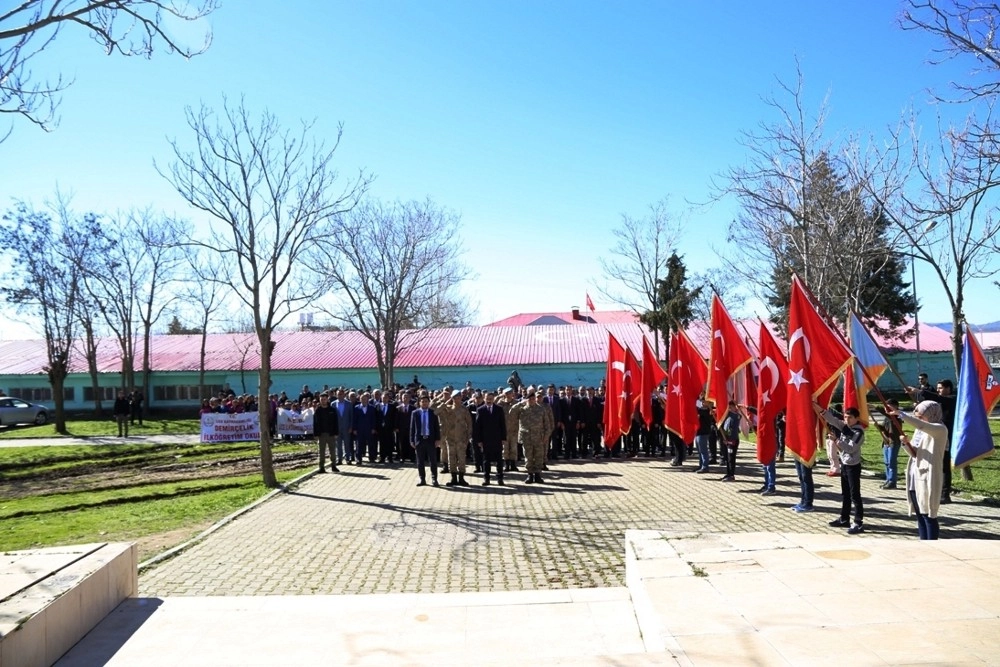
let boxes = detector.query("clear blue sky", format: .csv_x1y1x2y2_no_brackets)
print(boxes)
1,0,993,339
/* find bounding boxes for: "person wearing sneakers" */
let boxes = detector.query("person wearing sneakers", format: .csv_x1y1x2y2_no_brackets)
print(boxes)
694,399,715,474
818,404,866,535
719,401,742,481
874,399,903,489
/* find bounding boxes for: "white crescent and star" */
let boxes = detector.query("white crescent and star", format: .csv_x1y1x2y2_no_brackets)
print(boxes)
760,355,779,404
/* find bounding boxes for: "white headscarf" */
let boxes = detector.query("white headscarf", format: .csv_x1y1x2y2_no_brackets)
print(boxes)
916,400,943,423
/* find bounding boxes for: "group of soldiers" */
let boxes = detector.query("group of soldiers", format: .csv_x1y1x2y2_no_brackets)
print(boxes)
309,381,614,486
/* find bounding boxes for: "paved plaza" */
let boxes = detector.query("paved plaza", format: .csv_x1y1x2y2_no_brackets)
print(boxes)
139,456,1000,597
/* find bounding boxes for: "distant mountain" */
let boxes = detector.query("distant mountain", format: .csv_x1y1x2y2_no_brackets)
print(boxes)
929,321,1000,333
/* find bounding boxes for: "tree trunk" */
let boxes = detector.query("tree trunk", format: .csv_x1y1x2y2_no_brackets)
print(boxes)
257,333,277,488
199,330,208,400
142,325,152,419
51,372,68,435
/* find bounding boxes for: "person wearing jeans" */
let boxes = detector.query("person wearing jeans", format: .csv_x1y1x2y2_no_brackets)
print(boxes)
890,400,946,540
875,399,903,489
819,405,866,534
792,459,814,512
694,400,715,473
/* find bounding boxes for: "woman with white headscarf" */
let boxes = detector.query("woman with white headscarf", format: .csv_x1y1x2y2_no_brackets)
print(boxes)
888,400,947,540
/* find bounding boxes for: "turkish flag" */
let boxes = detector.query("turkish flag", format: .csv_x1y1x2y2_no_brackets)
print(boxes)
785,276,853,464
586,292,596,312
623,346,642,427
755,321,788,464
665,329,708,444
640,336,668,427
707,294,753,420
603,333,627,446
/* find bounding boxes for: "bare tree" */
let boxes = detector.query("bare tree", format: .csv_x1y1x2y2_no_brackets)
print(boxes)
716,64,914,333
901,1,1000,103
851,110,1000,372
597,197,683,357
0,0,217,138
309,197,471,388
0,199,89,432
133,209,187,415
162,98,369,487
177,246,230,401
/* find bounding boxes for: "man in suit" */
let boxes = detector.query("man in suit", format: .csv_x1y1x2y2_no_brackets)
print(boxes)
395,391,414,462
376,391,398,463
543,384,564,460
475,391,507,486
561,385,583,459
353,391,378,464
333,389,354,465
409,394,441,486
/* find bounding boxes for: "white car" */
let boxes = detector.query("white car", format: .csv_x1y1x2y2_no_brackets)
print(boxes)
0,397,50,426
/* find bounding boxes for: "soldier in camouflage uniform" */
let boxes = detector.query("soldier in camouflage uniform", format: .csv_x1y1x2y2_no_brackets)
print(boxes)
519,391,550,483
431,390,451,474
500,388,524,472
439,390,473,486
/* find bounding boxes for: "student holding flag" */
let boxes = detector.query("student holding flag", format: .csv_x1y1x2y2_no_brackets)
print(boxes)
888,400,946,540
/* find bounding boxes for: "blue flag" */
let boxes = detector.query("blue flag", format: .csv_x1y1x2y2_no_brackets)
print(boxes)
952,329,997,469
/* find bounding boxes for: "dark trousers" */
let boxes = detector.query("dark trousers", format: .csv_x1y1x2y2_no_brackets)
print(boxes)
839,463,863,525
795,460,814,508
564,426,578,458
908,489,940,539
482,443,503,481
671,434,686,464
378,433,395,462
725,442,738,477
415,439,438,482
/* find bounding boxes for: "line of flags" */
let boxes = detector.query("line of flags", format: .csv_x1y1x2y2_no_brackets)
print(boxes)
601,275,997,470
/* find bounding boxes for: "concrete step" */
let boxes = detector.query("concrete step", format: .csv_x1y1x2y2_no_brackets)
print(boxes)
56,587,666,666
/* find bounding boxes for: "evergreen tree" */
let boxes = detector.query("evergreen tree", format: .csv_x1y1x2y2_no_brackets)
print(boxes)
641,252,702,359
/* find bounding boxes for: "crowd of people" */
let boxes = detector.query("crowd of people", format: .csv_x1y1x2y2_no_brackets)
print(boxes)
197,370,954,540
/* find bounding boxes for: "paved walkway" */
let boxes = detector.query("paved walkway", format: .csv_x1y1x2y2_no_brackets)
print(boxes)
139,456,1000,596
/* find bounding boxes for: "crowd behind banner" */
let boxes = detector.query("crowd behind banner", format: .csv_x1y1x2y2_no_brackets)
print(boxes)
192,280,1000,541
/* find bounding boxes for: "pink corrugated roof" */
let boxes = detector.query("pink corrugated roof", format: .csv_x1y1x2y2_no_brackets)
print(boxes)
485,310,640,326
0,318,956,376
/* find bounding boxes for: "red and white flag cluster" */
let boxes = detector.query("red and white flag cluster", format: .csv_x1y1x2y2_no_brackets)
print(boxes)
602,277,865,469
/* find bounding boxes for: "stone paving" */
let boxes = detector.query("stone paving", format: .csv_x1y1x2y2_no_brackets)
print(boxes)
139,456,1000,597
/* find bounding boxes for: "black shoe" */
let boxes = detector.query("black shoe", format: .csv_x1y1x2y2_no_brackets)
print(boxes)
446,478,457,487
331,465,340,473
847,524,864,535
829,518,850,527
941,495,952,504
482,479,490,486
417,480,427,486
318,468,327,473
510,463,518,471
535,474,544,484
525,474,534,484
458,476,470,487
498,478,505,486
884,482,897,489
475,466,482,473
432,479,440,487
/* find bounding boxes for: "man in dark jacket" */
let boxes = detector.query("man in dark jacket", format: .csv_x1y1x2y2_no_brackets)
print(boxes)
475,391,507,486
313,393,340,473
114,390,131,438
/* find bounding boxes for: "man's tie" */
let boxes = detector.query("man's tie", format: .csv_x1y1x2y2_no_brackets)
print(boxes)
422,410,429,437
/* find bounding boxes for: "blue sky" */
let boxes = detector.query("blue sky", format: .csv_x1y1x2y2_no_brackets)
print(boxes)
1,0,993,339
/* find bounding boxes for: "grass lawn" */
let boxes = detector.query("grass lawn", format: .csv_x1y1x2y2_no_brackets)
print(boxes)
0,438,316,561
0,418,202,439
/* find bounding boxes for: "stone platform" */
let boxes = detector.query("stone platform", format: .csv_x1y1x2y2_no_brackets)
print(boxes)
0,543,136,667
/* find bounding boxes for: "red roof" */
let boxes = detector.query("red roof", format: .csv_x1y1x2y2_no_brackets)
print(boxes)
0,318,954,376
485,310,639,326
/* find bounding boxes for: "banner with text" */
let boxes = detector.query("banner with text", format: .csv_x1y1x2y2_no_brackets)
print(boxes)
200,413,260,443
277,407,314,437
